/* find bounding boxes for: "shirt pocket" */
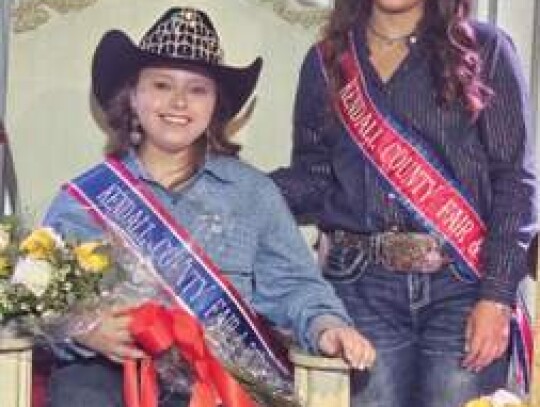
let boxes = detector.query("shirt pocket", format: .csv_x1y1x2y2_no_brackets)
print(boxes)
217,217,258,301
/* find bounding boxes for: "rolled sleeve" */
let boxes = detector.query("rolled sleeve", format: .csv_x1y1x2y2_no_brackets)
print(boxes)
250,178,351,352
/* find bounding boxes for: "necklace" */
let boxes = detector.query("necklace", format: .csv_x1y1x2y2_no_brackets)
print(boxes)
367,23,417,46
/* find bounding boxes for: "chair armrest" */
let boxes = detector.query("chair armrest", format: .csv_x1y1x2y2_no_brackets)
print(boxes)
289,346,350,407
0,337,33,407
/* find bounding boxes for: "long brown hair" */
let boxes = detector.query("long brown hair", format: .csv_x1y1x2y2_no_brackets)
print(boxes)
102,70,241,157
322,0,492,119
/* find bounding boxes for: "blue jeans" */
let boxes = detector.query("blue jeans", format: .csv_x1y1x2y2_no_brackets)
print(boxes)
325,262,508,407
48,357,190,407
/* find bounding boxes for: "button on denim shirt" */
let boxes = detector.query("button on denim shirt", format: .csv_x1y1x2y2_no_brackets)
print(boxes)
43,151,350,358
271,22,538,305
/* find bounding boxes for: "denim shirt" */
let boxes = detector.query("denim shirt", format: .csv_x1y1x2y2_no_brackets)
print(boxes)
271,22,538,305
43,151,350,357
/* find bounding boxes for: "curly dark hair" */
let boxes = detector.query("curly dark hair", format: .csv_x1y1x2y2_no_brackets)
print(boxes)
322,0,492,119
102,72,241,157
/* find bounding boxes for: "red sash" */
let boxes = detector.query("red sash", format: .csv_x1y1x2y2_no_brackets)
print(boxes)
320,34,486,279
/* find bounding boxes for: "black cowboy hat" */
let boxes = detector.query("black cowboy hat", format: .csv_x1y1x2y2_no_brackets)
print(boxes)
91,7,262,118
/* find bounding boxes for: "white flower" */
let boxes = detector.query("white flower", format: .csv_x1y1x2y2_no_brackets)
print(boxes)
490,389,523,407
0,227,11,252
11,258,54,297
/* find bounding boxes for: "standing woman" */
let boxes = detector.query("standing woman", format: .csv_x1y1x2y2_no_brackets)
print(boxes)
271,1,537,406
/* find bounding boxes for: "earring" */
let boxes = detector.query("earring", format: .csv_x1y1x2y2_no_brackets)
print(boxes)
130,116,142,146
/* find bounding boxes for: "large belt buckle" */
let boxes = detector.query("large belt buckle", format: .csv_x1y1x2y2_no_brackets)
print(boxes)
380,232,447,272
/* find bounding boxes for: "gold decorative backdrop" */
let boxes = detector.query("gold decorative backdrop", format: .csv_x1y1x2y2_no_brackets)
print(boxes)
12,0,331,33
254,0,330,28
12,0,99,33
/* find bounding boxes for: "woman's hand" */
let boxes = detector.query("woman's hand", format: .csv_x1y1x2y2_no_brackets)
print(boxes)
462,299,511,372
318,326,376,370
74,308,147,363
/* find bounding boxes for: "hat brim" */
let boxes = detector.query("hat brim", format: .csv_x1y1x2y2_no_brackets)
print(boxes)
92,30,262,119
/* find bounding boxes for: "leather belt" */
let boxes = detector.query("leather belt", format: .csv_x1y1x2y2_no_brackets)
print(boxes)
330,230,452,273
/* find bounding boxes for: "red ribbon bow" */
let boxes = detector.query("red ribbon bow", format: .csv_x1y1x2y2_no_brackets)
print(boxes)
123,302,257,407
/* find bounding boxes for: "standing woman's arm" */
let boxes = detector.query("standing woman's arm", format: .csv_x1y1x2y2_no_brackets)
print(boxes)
463,26,538,373
476,28,538,307
271,46,336,225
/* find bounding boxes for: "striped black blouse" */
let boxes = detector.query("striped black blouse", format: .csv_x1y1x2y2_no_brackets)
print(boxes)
271,21,537,305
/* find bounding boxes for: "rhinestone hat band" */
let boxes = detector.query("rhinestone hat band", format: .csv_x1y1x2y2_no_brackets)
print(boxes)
139,8,224,65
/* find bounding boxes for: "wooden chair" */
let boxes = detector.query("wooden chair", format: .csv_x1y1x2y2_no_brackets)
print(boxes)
0,344,351,407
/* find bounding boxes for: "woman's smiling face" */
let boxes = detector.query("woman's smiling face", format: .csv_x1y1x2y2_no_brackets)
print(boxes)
130,66,217,155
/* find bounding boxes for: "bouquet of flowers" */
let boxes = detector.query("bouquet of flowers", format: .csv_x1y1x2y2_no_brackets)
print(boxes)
0,215,300,407
108,221,301,407
0,218,112,341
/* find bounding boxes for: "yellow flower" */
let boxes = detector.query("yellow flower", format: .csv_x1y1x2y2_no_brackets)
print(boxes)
0,256,10,277
464,398,492,407
74,242,110,273
20,227,59,261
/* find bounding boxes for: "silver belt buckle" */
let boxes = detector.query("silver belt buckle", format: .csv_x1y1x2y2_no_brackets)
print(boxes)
380,232,448,272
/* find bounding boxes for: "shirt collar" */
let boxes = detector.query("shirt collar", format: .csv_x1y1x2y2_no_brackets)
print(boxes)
123,148,235,184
